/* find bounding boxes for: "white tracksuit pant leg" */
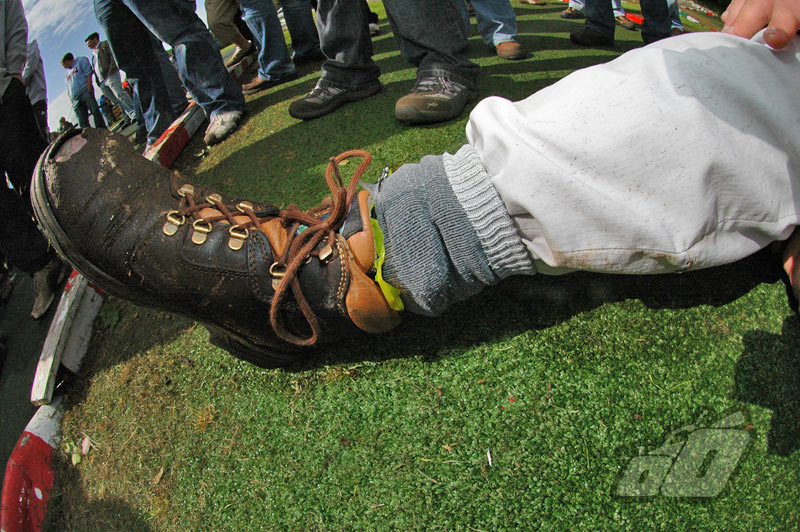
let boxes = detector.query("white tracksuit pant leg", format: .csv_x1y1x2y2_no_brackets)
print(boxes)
466,32,800,275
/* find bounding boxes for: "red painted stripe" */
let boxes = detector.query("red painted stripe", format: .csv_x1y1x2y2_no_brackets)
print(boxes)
626,13,644,24
152,125,190,169
1,432,55,532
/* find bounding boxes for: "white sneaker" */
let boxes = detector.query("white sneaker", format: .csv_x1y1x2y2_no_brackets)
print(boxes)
203,110,243,146
369,23,380,36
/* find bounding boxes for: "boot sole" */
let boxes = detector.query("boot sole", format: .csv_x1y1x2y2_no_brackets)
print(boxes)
31,130,299,368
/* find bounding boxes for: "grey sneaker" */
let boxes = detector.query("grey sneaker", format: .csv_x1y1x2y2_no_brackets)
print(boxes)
31,256,68,319
288,81,382,120
394,76,477,125
204,110,243,146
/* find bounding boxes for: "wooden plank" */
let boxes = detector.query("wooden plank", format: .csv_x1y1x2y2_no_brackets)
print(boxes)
30,274,88,406
59,286,104,374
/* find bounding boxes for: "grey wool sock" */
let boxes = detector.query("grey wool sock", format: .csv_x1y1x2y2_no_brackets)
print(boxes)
372,144,535,316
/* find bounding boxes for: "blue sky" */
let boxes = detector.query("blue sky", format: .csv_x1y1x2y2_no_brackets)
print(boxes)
22,0,208,131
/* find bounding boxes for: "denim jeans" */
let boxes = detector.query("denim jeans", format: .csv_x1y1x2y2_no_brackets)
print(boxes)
569,0,626,18
585,0,669,41
95,0,180,144
72,89,107,129
100,70,136,120
316,0,479,90
278,0,320,59
456,0,519,47
95,0,243,124
240,0,297,81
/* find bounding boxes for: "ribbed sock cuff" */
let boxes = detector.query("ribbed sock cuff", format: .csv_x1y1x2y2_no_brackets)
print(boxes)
374,154,495,316
443,145,535,279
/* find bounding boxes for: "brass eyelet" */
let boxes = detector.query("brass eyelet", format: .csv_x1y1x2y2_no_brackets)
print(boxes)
162,210,185,236
206,193,222,205
318,243,333,262
268,262,285,279
236,201,254,213
228,225,249,251
177,184,194,197
191,219,212,245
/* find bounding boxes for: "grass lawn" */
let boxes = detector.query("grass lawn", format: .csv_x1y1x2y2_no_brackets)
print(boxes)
44,2,800,531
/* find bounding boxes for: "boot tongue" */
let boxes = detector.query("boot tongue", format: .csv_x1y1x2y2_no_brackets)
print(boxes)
259,190,375,274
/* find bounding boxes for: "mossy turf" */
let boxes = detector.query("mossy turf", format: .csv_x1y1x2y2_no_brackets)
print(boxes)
44,2,800,531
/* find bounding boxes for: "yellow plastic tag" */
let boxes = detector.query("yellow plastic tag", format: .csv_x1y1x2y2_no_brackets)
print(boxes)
370,218,404,312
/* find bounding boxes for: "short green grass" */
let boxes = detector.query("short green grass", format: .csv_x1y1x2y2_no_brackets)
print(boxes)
44,2,800,531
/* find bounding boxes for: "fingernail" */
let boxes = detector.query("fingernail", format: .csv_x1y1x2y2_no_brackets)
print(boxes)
722,24,733,33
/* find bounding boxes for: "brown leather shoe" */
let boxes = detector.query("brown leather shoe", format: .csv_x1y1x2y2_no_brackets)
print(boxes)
242,71,298,95
496,41,526,60
31,129,400,367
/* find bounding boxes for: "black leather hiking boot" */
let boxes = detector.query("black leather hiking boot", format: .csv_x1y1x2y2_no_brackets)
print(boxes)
31,128,400,367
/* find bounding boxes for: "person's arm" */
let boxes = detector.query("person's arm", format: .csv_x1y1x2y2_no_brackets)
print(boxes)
4,0,29,83
21,40,39,86
98,41,112,80
722,0,800,49
77,57,94,93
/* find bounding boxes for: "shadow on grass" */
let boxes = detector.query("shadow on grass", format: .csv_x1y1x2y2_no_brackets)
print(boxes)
60,299,193,407
276,248,798,369
44,453,154,532
734,316,800,456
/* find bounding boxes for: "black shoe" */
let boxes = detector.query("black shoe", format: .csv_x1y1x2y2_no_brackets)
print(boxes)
642,32,671,44
133,126,147,147
394,76,477,125
291,48,326,66
570,26,614,46
288,81,382,120
242,71,298,95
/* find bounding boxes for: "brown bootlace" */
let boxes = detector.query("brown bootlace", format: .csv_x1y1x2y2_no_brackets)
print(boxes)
172,150,372,347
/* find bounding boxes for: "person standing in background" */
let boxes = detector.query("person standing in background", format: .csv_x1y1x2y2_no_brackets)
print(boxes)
62,52,106,129
85,31,136,126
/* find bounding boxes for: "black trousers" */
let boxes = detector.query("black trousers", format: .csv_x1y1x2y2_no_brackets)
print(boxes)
0,78,51,274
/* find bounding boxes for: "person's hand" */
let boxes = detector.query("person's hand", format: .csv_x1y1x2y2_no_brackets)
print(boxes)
722,0,800,49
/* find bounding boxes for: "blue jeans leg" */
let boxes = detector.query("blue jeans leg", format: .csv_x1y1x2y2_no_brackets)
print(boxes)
94,0,177,145
121,0,244,117
72,98,89,128
470,0,519,47
240,0,297,81
77,90,107,128
278,0,320,58
152,38,190,116
316,0,380,89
